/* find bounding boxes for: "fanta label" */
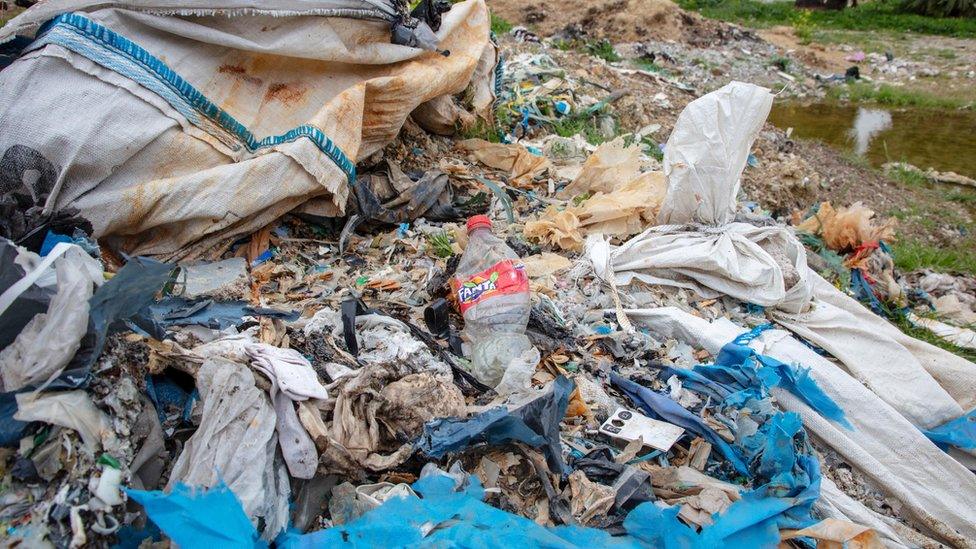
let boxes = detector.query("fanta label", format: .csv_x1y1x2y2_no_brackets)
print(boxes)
451,260,528,314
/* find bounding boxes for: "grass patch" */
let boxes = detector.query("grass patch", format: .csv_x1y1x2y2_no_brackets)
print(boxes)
585,39,621,63
886,165,930,187
490,13,513,35
460,117,502,143
891,238,976,275
892,314,976,362
551,38,576,51
769,55,792,72
426,232,455,259
676,0,976,38
551,114,615,145
827,81,970,109
948,190,976,204
632,58,668,73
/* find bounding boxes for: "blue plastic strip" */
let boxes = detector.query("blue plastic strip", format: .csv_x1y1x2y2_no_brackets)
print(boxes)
33,13,355,184
923,408,976,451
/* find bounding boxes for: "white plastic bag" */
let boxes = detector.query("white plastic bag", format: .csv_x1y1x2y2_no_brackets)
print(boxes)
14,390,113,452
0,244,102,391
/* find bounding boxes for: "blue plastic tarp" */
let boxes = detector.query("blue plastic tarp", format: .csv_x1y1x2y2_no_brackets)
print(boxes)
418,375,573,474
126,482,266,549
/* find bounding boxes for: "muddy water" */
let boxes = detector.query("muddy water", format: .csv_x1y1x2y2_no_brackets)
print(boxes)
767,102,976,179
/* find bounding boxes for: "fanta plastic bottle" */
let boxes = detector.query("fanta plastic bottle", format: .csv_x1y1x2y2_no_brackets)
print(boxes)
451,215,534,387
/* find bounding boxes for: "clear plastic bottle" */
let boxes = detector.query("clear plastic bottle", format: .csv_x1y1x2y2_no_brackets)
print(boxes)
451,215,534,388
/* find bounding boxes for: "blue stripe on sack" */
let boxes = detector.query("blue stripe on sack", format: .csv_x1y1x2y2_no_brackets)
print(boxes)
34,13,356,183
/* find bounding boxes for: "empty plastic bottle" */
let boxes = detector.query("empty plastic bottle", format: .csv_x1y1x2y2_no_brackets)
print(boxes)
451,215,536,388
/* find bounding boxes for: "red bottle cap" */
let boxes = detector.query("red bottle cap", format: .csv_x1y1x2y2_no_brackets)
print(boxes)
466,215,492,233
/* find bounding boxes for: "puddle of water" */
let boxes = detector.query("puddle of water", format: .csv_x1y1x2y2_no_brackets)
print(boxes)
767,102,976,179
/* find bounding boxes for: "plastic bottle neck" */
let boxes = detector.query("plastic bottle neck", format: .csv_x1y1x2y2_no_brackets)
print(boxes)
468,227,492,237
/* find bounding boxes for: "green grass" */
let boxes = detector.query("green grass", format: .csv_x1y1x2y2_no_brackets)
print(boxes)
676,0,976,38
426,232,455,259
948,190,976,204
887,166,976,204
490,13,513,35
551,38,576,51
827,82,971,109
769,55,792,72
460,117,502,143
551,115,615,145
585,39,621,63
632,58,669,74
891,238,976,275
886,165,930,187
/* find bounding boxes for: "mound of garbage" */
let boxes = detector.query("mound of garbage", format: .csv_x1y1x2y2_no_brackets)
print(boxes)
1,2,974,548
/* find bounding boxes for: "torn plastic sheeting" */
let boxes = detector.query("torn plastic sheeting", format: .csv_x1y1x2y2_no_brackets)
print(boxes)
144,298,298,334
283,466,818,549
782,517,884,548
282,471,635,548
665,334,852,431
1,254,173,446
246,343,327,479
923,408,976,451
0,239,54,349
13,390,113,452
127,481,265,549
418,376,572,475
610,373,749,475
353,160,459,226
130,462,826,549
89,257,176,360
165,358,287,538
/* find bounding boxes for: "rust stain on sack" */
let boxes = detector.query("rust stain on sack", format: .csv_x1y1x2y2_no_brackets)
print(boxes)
264,82,307,105
218,64,264,86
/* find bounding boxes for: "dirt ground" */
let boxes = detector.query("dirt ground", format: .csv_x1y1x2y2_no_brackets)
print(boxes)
489,0,735,44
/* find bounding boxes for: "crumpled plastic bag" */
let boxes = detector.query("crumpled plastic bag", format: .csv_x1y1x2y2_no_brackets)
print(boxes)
166,358,288,539
574,171,666,236
796,202,896,252
457,139,551,188
559,137,641,198
14,390,114,452
524,207,584,251
353,160,458,226
0,245,102,391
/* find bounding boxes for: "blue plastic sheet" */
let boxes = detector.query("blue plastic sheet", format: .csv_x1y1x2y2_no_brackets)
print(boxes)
923,408,976,451
127,482,266,549
135,445,816,549
419,376,572,474
612,329,831,540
